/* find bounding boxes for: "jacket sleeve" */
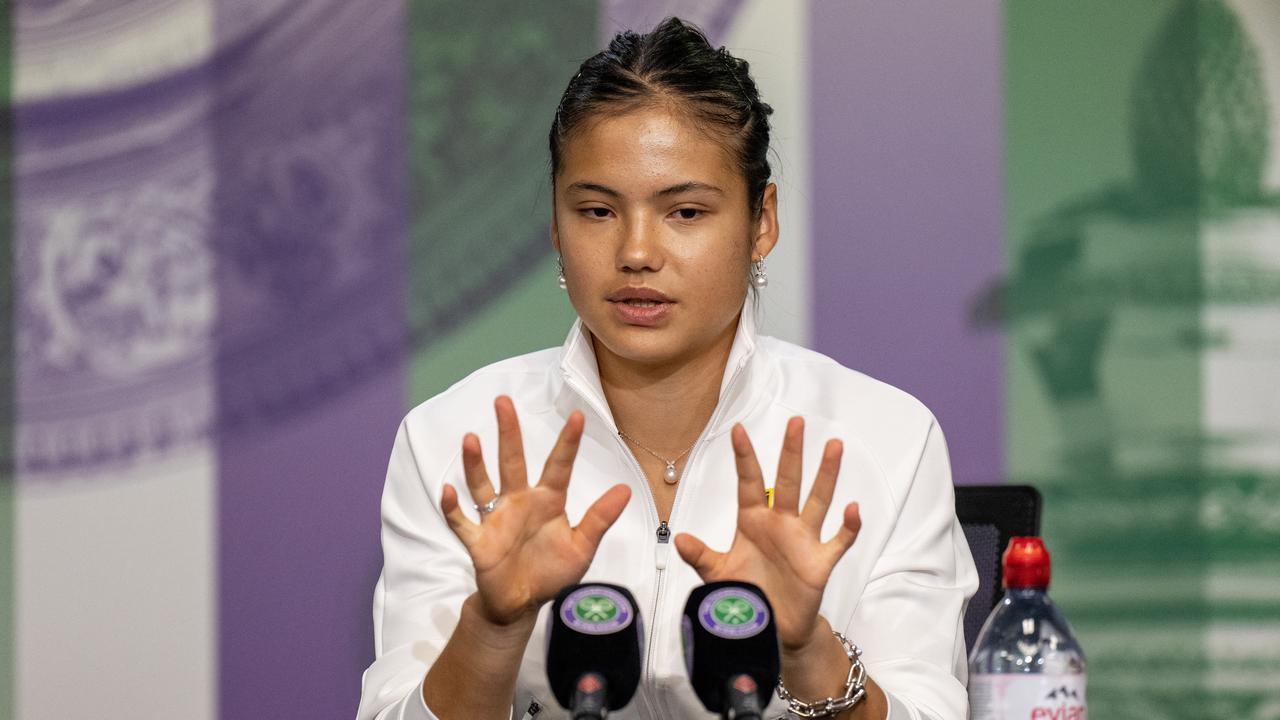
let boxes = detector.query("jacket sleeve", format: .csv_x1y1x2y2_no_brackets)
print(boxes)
843,418,979,720
355,418,497,720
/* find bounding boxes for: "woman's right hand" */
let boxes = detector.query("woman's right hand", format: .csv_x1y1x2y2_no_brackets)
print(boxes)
440,395,632,627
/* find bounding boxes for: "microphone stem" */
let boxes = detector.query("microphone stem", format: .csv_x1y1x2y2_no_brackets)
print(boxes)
570,672,608,720
724,673,763,720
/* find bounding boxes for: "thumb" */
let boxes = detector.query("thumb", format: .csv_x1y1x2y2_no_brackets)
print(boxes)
823,501,862,567
575,484,632,550
440,483,479,549
674,533,720,580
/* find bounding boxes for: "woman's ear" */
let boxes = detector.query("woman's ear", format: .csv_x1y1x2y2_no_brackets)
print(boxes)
550,209,561,254
751,183,780,260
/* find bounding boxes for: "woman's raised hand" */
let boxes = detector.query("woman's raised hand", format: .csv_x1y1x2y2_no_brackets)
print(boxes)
673,418,861,652
440,396,632,626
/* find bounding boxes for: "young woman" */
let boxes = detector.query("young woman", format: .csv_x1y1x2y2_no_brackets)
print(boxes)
357,18,976,720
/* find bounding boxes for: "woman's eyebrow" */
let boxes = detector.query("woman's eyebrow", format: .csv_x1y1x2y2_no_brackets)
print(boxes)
653,181,724,198
565,181,725,199
566,181,621,197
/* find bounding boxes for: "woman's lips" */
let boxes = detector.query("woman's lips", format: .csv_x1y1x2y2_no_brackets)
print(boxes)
606,287,674,327
609,298,672,326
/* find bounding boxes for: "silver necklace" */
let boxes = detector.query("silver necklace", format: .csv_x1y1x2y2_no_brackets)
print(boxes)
617,429,696,484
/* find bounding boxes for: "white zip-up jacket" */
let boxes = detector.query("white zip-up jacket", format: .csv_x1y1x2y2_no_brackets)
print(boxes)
357,308,978,720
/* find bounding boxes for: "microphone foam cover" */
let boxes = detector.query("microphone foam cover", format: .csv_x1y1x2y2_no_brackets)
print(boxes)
546,583,643,710
681,581,780,712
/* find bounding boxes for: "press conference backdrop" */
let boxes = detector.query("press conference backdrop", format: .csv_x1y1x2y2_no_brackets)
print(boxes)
1,1,1277,718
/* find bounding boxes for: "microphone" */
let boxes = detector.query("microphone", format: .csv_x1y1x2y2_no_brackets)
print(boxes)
681,581,779,720
546,583,643,719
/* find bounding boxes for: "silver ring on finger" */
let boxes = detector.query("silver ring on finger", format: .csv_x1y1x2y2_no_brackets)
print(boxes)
474,495,500,516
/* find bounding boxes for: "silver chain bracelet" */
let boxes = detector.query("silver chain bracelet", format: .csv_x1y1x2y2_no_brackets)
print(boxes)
774,631,867,718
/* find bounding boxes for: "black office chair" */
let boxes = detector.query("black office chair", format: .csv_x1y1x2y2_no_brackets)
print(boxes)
954,484,1042,655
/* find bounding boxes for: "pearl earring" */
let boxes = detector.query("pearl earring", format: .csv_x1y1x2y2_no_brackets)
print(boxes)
751,258,769,289
557,257,567,290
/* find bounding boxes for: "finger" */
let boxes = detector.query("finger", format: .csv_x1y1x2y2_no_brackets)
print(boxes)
823,502,863,567
540,411,585,492
800,439,843,530
460,433,497,508
674,533,722,580
731,424,767,510
494,396,529,493
772,417,805,514
440,484,480,549
573,484,632,550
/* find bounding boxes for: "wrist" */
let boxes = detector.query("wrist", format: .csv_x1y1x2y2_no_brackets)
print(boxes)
423,595,537,719
463,594,539,648
777,628,869,719
781,615,832,660
778,617,850,705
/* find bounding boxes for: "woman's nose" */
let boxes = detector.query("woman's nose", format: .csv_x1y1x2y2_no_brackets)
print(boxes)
616,215,663,272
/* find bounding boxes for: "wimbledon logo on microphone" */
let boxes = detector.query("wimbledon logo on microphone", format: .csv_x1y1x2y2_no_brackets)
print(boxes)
562,586,634,635
698,588,770,639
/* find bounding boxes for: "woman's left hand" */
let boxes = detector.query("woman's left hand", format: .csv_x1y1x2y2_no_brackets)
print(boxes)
674,417,861,653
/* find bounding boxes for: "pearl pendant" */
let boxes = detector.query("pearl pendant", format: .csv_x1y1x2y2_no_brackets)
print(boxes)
663,461,679,484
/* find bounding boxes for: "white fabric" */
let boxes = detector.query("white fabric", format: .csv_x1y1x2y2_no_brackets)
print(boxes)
356,308,978,720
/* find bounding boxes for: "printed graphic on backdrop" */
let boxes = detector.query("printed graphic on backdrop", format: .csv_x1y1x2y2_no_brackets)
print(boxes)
407,0,595,350
11,0,408,477
990,1,1280,716
211,0,407,434
10,0,750,477
13,0,218,477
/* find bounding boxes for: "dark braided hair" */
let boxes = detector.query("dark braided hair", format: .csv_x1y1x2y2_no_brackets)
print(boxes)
549,17,775,217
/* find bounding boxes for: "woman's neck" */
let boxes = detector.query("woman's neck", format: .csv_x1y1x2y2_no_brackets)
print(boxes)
592,318,739,458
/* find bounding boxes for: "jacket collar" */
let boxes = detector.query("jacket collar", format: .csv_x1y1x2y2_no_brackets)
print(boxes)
556,299,766,438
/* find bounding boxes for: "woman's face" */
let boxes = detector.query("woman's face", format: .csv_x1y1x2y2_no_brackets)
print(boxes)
552,105,777,370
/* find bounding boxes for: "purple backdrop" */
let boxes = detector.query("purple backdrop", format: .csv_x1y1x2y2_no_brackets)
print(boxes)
811,0,1005,485
212,1,407,717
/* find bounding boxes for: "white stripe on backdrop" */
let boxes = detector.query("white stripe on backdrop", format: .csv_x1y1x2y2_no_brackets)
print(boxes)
726,0,812,347
17,451,217,719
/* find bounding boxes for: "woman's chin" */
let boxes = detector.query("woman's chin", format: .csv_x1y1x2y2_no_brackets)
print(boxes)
587,324,688,369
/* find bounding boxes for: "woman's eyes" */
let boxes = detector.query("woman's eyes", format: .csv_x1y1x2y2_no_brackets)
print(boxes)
576,207,705,221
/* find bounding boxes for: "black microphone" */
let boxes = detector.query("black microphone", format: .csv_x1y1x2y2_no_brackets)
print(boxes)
681,581,779,719
546,583,643,719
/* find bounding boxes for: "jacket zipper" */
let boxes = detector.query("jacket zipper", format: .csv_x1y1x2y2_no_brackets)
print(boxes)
561,355,751,707
561,376,669,694
651,521,671,694
607,429,671,693
634,355,751,699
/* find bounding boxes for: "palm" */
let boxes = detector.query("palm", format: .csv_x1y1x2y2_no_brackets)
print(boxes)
441,397,631,625
468,489,594,612
711,506,829,591
675,419,861,650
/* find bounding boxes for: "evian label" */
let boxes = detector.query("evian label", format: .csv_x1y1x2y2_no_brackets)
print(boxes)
969,674,1087,720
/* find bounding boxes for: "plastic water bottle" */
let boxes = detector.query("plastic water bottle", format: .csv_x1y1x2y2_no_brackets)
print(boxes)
968,537,1087,719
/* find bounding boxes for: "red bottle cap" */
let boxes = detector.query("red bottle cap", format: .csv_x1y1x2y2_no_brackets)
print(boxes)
1002,536,1051,589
